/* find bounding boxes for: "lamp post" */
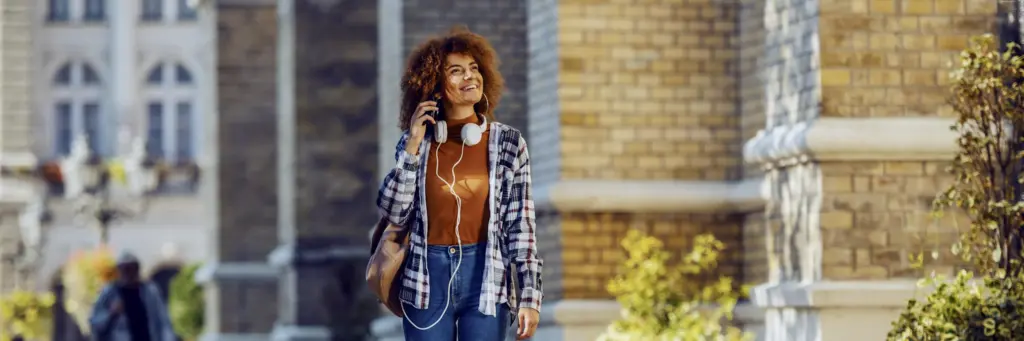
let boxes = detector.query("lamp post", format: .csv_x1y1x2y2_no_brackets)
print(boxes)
60,135,157,245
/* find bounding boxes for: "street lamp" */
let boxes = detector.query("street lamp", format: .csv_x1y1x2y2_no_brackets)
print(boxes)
60,135,158,245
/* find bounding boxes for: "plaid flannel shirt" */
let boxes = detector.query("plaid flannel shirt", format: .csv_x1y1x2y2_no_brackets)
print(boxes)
376,122,543,317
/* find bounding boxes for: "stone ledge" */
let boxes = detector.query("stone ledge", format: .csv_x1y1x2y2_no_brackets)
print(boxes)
535,178,766,214
194,261,278,283
199,333,271,341
271,325,331,341
538,299,764,327
0,151,37,169
373,299,764,340
751,280,921,309
743,117,957,165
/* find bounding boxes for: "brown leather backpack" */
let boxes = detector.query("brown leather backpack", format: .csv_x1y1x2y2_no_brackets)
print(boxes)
366,216,410,317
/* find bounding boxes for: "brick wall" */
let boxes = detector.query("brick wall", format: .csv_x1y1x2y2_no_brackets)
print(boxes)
813,0,996,280
401,0,529,136
820,161,967,280
556,0,741,181
212,4,279,333
818,0,995,118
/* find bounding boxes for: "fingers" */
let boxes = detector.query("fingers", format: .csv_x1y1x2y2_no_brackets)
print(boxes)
415,100,437,110
517,311,525,336
517,312,537,340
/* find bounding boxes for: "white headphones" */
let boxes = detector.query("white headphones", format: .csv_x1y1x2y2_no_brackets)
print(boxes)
434,114,488,146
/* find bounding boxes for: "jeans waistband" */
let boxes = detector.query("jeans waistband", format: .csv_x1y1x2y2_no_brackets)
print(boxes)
427,242,483,255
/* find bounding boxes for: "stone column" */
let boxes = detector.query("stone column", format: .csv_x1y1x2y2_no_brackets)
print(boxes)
0,0,37,295
110,0,138,151
741,0,997,340
266,1,381,340
197,1,280,341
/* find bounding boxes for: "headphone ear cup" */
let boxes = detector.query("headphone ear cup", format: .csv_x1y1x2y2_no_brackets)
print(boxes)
461,123,483,146
435,121,448,144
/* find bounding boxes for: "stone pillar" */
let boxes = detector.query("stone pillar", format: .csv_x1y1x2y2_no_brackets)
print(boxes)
110,0,138,150
197,2,280,341
524,0,761,340
266,1,381,340
742,0,997,340
0,0,37,295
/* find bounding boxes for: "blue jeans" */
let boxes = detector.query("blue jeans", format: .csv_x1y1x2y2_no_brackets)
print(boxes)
402,243,510,341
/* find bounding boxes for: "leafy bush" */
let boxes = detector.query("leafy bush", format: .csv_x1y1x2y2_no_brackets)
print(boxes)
598,229,751,341
887,34,1024,340
169,263,204,341
62,247,117,336
0,290,56,341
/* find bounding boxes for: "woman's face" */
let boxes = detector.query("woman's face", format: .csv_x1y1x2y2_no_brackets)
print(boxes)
443,53,484,107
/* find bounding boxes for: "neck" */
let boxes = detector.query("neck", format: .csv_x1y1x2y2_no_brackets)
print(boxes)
445,104,476,121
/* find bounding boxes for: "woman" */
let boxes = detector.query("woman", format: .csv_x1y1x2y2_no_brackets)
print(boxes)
377,27,543,341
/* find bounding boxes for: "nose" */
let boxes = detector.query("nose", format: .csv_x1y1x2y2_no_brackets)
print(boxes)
463,69,473,80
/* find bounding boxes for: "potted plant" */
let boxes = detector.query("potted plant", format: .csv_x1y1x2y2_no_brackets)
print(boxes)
0,290,56,341
61,247,117,337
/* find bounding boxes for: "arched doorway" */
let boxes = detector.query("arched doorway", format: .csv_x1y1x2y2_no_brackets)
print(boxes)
50,268,86,341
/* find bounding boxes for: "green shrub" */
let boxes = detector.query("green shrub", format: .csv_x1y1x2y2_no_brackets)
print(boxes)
598,229,751,341
168,263,204,341
887,34,1024,341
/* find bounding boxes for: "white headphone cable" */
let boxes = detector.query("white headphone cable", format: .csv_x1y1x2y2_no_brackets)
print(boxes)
402,139,467,330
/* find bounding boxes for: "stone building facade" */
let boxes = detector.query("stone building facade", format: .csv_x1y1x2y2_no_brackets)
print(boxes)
198,0,1000,341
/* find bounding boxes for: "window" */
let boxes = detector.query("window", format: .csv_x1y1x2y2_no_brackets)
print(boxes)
147,103,164,158
177,0,197,21
83,64,101,85
175,64,193,84
83,103,101,154
176,102,193,161
141,0,163,21
48,0,70,22
147,62,198,164
55,103,72,155
84,0,105,21
147,65,163,85
54,64,72,86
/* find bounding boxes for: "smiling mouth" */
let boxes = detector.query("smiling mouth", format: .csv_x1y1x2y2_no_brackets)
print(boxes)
460,84,478,91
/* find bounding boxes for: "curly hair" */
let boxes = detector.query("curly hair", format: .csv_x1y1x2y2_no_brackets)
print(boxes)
399,26,504,131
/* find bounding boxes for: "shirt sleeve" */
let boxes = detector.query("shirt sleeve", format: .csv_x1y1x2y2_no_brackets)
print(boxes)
377,132,421,227
504,134,544,312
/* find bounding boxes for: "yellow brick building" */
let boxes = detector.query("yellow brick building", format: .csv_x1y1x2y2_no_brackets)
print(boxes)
520,0,997,340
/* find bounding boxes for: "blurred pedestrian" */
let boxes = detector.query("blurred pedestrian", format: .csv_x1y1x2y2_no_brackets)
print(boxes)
378,26,543,341
89,251,176,341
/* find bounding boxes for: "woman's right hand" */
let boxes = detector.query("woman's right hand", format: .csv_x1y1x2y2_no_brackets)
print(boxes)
405,101,438,155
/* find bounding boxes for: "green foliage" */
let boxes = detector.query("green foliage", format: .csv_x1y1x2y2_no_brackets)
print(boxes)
0,291,55,341
598,229,752,341
937,34,1024,277
888,271,1024,340
169,263,204,341
888,34,1024,340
